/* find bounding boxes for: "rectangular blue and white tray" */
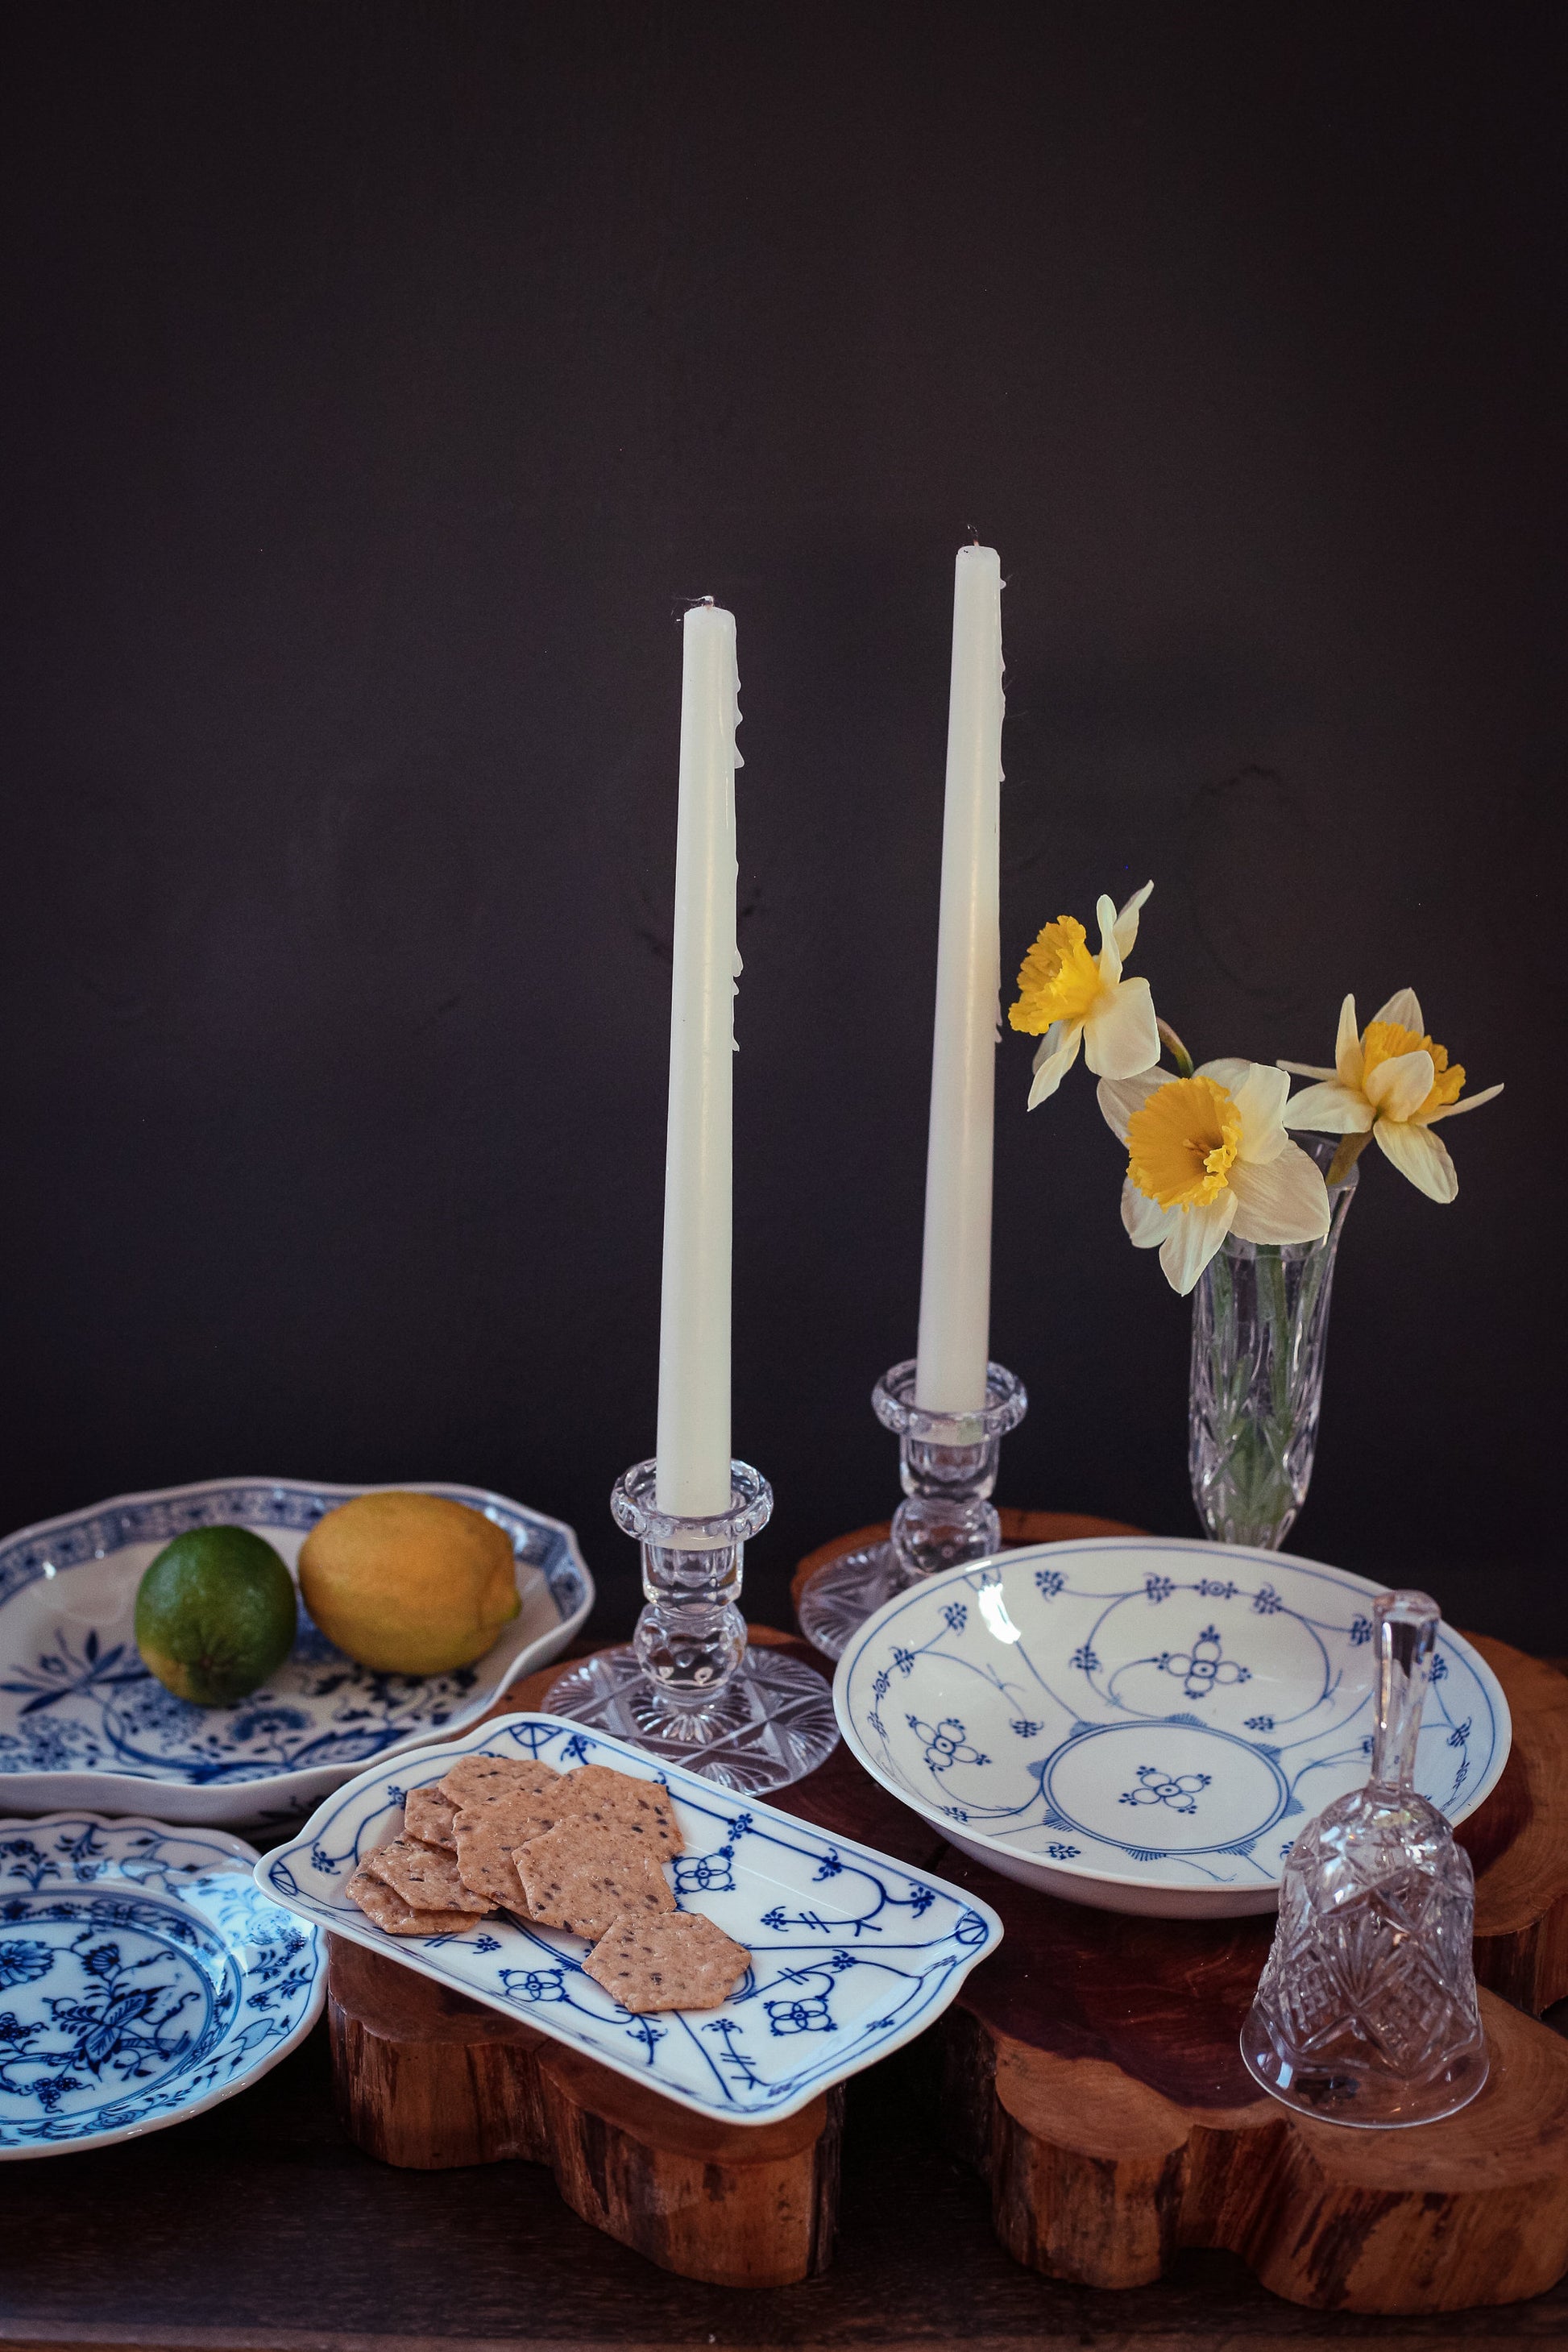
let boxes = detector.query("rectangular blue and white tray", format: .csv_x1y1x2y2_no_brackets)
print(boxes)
259,1711,1003,2125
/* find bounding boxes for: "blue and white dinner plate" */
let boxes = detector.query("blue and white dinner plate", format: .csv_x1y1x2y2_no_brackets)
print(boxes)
0,1811,324,2158
834,1538,1512,1919
259,1712,1003,2126
0,1478,595,1825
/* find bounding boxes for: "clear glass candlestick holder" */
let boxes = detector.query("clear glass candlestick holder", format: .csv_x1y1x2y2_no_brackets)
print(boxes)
545,1457,840,1795
797,1359,1027,1661
1240,1589,1488,2128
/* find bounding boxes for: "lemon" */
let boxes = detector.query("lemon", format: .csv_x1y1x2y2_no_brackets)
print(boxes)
135,1526,298,1707
297,1491,521,1675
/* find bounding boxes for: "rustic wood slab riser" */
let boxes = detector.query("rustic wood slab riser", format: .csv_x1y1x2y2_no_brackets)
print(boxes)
941,1994,1568,2312
795,1520,1568,2316
327,1935,841,2288
324,1631,852,2289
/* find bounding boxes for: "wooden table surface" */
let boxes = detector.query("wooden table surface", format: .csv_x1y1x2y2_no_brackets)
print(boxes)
8,1603,1568,2350
6,1974,1568,2349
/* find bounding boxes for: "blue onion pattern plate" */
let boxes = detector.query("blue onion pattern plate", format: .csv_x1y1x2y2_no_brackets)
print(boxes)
0,1478,594,1825
259,1712,1003,2125
834,1539,1511,1919
0,1811,323,2157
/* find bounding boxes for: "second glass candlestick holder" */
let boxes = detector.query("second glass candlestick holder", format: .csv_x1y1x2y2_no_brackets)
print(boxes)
797,1359,1027,1660
545,1457,840,1795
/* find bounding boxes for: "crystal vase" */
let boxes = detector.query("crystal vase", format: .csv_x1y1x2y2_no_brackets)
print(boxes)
1188,1135,1356,1549
1241,1590,1487,2127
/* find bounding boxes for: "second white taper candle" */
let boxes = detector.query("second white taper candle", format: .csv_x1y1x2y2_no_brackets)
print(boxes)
915,546,1005,1412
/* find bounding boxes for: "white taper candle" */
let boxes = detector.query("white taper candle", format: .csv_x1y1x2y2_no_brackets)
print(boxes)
655,601,742,1516
915,545,1005,1412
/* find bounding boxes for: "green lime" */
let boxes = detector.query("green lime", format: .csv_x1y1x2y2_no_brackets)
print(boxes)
135,1525,298,1707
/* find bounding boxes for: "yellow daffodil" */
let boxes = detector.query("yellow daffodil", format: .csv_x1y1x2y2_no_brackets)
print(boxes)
1279,990,1502,1205
1009,881,1159,1108
1098,1060,1331,1295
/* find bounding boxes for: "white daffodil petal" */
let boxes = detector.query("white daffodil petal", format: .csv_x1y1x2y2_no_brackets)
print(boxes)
1032,1019,1069,1075
1283,1080,1375,1134
1230,1063,1291,1164
1375,1116,1458,1203
1425,1081,1504,1123
1334,993,1363,1087
1374,987,1424,1033
1277,1060,1337,1081
1198,1056,1251,1093
1095,893,1123,985
1112,879,1154,960
1097,1068,1165,1143
1121,1179,1168,1249
1363,1047,1435,1123
1229,1143,1331,1245
1027,1023,1084,1109
1158,1196,1238,1296
1084,975,1160,1080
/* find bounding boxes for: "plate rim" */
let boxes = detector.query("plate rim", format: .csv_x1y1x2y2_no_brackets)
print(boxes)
0,1473,596,1809
257,1709,1006,2127
832,1534,1514,1904
0,1805,326,2161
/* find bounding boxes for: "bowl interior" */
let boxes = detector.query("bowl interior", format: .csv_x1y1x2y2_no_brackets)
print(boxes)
835,1539,1509,1903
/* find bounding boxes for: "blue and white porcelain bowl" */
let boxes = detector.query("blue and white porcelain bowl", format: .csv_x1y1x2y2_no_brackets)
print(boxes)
0,1478,594,1825
259,1711,1003,2126
833,1537,1511,1919
0,1811,324,2157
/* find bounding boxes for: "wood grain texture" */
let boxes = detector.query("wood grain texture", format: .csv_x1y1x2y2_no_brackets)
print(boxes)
327,1937,841,2288
326,1630,854,2288
927,1644,1568,2312
792,1533,1568,2315
1464,1636,1568,2011
943,1989,1568,2313
12,1999,1568,2346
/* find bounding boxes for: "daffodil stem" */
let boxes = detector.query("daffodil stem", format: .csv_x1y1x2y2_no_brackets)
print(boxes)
1326,1129,1374,1188
1260,1247,1292,1427
1157,1018,1195,1080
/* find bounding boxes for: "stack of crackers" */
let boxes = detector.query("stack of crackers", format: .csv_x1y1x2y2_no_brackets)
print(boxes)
346,1752,751,2014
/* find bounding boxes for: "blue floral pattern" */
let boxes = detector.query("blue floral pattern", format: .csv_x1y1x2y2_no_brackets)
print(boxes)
838,1539,1508,1904
0,1480,592,1815
259,1715,1002,2125
0,1812,322,2152
1120,1765,1212,1815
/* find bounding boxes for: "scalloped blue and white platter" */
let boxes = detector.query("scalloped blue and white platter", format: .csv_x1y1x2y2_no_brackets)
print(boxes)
834,1537,1512,1919
0,1478,595,1825
259,1711,1003,2126
0,1811,323,2158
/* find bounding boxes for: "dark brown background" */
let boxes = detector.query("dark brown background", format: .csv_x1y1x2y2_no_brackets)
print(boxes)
0,3,1560,1641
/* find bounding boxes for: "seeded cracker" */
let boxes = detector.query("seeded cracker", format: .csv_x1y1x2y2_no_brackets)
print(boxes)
584,1910,752,2013
552,1764,684,1856
404,1786,459,1851
453,1786,558,1909
366,1835,492,1914
516,1819,676,1939
346,1864,476,1937
438,1753,563,1815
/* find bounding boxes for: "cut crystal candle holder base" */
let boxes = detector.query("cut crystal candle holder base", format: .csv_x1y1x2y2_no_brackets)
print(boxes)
1240,1590,1489,2128
545,1458,839,1796
797,1361,1027,1661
